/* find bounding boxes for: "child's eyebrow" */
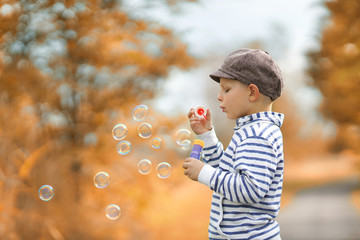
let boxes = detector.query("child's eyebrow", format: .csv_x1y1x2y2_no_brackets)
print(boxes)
220,83,229,88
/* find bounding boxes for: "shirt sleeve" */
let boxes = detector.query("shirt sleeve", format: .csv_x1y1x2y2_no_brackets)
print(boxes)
197,128,224,169
200,137,278,204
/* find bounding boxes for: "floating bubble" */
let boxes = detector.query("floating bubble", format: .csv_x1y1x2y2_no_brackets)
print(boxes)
94,172,110,188
156,162,172,179
175,129,192,149
181,139,192,150
132,105,149,121
38,185,54,201
152,137,162,149
112,124,128,141
105,204,121,220
137,122,152,138
138,159,152,175
116,140,132,155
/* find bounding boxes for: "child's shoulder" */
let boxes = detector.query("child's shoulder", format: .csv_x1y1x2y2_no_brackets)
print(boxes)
233,112,284,145
235,119,281,142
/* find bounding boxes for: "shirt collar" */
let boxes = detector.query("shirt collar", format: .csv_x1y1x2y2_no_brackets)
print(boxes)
235,111,284,129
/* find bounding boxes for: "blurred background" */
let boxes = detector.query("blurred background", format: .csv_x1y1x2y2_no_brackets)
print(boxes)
1,0,360,239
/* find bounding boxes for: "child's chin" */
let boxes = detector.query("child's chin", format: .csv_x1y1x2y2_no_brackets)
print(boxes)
226,114,236,120
228,113,245,120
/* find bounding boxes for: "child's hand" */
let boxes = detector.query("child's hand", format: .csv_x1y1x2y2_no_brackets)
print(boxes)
187,108,213,135
183,158,205,181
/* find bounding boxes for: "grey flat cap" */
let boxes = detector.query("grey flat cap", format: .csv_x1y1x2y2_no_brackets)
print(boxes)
210,48,283,101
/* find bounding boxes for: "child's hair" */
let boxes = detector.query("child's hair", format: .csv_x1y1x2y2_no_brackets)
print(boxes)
209,48,283,101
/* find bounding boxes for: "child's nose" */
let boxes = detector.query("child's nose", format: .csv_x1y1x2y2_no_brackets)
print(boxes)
217,93,222,102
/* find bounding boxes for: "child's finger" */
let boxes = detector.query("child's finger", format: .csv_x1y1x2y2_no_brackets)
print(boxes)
182,159,190,169
190,118,201,125
187,108,195,119
205,109,211,121
183,160,191,177
185,157,195,162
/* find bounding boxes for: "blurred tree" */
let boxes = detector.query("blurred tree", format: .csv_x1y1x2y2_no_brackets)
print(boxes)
0,0,197,239
307,0,360,152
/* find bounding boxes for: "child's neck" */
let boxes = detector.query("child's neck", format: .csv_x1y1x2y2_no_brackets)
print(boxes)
249,103,273,115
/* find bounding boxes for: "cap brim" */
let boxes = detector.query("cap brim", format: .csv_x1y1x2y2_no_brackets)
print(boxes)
209,69,237,83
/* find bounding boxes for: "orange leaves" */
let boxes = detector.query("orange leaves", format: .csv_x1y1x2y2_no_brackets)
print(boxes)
0,0,202,239
307,0,360,152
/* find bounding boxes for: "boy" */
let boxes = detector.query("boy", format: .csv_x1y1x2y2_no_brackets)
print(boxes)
183,48,284,239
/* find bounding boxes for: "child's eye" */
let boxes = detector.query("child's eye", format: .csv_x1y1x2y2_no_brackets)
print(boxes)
224,89,230,93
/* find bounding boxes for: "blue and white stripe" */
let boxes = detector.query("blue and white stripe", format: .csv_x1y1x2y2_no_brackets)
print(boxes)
198,111,284,240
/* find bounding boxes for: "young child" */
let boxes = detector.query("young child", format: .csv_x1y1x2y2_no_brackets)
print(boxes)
183,48,284,240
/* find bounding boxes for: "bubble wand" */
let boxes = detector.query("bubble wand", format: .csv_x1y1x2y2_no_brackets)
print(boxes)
194,105,207,120
190,139,204,160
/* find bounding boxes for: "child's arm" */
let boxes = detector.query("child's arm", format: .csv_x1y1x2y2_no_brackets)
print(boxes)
187,108,223,168
198,129,223,168
198,137,278,204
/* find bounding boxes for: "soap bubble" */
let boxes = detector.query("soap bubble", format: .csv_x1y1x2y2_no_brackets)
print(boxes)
112,124,128,141
116,140,132,155
175,129,192,149
137,122,152,138
132,105,149,121
94,172,110,188
152,137,162,149
156,162,172,179
38,185,54,201
105,204,121,220
180,139,192,150
138,159,152,175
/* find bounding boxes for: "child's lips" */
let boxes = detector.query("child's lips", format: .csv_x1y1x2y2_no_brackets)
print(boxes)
220,106,225,112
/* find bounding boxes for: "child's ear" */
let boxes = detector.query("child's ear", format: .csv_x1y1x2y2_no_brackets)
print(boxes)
248,84,260,102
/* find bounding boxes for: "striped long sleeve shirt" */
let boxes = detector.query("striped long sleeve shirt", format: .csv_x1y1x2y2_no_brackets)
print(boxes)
197,111,284,240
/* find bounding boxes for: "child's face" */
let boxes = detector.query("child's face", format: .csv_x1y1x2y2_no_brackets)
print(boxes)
217,78,251,119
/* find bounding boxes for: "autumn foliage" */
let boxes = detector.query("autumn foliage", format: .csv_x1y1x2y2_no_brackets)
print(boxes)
307,0,360,152
2,0,360,239
0,1,207,239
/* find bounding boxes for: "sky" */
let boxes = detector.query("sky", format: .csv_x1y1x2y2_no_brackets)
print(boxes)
153,0,325,58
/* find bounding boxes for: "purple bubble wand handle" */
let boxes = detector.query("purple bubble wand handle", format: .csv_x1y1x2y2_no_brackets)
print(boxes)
190,139,205,160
